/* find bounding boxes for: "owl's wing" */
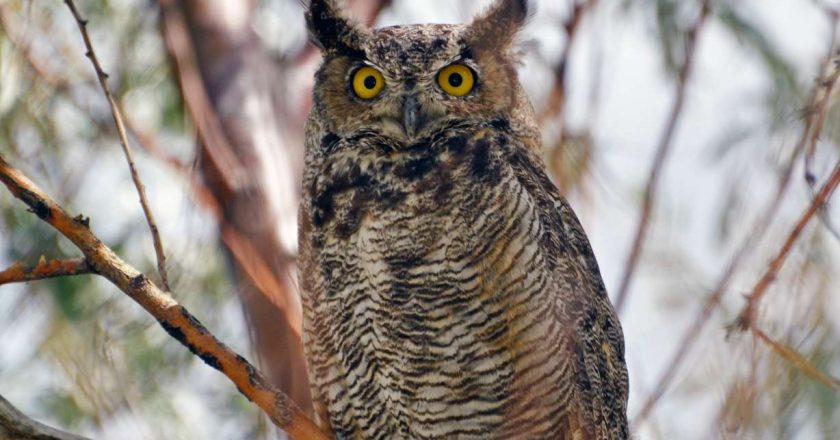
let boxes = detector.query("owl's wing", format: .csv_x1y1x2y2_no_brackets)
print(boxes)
552,196,630,440
507,142,630,439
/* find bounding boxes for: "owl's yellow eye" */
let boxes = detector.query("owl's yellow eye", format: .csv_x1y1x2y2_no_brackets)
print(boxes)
352,66,385,100
437,64,475,97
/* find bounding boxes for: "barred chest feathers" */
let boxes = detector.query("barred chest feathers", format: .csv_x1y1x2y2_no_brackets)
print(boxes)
299,0,629,439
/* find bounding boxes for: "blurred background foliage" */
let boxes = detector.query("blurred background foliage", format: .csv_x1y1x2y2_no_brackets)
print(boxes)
0,0,839,439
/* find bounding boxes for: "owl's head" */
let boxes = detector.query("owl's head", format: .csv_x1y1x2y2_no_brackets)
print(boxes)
306,0,536,143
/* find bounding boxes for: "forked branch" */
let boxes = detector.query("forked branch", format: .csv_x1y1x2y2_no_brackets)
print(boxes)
732,160,840,331
632,7,840,426
0,155,329,440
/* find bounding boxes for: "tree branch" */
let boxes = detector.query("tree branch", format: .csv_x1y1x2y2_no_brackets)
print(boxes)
632,12,840,424
0,257,92,286
732,160,840,331
0,394,91,440
0,155,329,440
614,0,712,312
63,0,171,291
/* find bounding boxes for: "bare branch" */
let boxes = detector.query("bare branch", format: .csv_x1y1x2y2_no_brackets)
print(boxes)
632,11,840,424
0,394,90,440
124,121,303,338
732,160,840,331
0,155,329,440
752,327,840,390
63,0,171,291
615,0,712,312
0,257,92,286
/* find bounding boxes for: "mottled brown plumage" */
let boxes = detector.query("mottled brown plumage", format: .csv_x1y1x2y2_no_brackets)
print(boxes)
299,1,628,438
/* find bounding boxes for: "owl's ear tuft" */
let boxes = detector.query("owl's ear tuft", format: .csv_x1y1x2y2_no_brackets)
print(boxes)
466,0,531,50
305,0,369,57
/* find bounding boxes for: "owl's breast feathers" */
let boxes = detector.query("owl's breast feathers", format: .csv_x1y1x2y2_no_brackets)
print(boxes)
299,120,628,439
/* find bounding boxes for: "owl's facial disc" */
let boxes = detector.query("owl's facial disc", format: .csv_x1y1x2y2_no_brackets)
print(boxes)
348,63,447,141
308,1,533,144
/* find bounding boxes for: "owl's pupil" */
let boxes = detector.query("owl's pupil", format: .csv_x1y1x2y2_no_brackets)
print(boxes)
364,76,377,89
448,73,463,88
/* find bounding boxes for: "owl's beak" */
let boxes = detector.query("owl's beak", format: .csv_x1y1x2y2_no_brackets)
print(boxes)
402,94,422,139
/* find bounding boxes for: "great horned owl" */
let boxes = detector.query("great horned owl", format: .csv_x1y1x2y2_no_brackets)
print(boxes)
298,0,629,438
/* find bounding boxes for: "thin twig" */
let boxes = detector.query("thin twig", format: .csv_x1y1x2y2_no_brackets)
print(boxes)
2,5,191,182
125,121,303,336
732,160,840,331
632,13,840,424
2,4,296,317
63,0,171,292
0,394,91,440
542,0,600,189
0,154,329,440
752,326,840,390
0,257,92,286
614,0,712,312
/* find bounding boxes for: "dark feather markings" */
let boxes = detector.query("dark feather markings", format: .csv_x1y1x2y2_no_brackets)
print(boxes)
393,155,437,181
321,132,341,153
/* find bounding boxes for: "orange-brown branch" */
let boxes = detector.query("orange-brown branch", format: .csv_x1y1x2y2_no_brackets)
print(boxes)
124,122,303,336
0,155,328,440
733,160,840,331
0,257,92,286
633,10,840,425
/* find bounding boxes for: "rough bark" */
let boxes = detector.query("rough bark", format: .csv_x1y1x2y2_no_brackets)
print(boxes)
0,154,328,440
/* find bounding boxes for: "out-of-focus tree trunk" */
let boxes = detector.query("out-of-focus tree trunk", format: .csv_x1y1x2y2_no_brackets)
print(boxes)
166,0,312,415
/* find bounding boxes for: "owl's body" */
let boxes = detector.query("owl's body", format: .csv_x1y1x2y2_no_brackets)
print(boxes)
299,1,628,438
